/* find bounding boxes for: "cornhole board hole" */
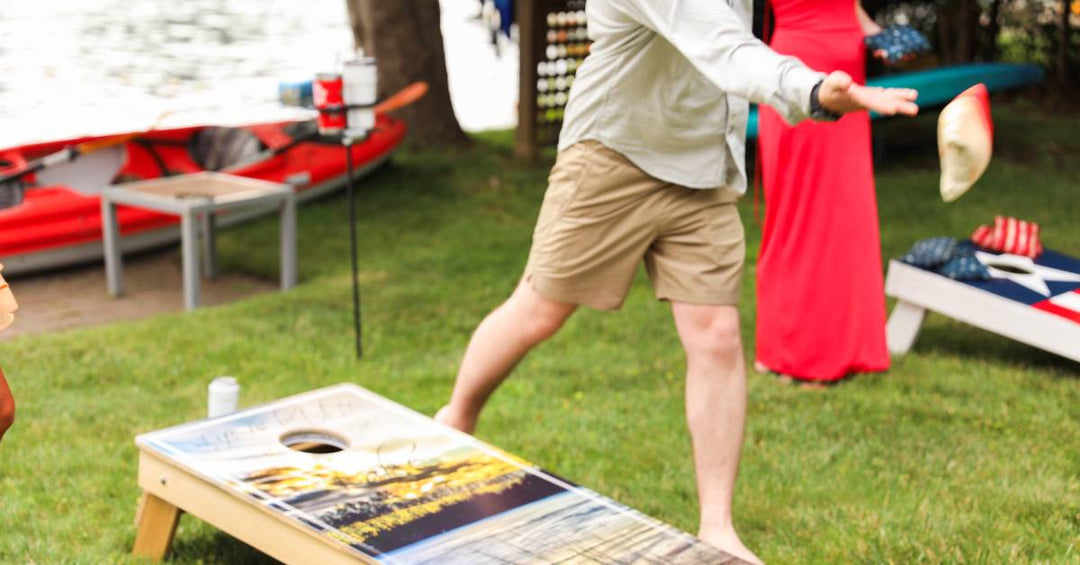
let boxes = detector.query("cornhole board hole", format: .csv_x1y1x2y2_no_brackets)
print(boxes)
133,384,740,564
885,246,1080,362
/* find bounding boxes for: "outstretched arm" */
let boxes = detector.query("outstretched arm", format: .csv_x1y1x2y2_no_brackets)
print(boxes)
614,0,917,120
856,1,883,36
819,71,918,116
615,0,822,123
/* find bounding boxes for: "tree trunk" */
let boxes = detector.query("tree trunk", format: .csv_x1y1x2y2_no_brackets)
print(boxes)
346,0,470,149
939,0,978,64
938,4,955,64
1060,0,1072,85
959,0,978,62
982,0,1004,61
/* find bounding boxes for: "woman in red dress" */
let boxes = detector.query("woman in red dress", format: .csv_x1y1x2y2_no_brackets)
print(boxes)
755,0,890,383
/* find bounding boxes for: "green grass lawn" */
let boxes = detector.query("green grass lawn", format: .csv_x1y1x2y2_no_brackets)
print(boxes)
1,100,1078,564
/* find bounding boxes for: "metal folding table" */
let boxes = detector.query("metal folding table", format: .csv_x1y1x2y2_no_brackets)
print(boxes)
101,172,297,311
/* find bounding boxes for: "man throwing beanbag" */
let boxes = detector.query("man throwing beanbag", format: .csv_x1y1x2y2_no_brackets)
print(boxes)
436,1,918,562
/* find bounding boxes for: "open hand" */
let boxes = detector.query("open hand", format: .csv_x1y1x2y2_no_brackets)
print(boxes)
818,71,919,116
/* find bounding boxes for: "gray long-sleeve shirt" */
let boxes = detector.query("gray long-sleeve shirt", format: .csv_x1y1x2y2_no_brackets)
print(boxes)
558,0,825,191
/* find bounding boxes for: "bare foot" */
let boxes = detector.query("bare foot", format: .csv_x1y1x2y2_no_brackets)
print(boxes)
757,364,827,390
699,527,764,565
434,405,476,435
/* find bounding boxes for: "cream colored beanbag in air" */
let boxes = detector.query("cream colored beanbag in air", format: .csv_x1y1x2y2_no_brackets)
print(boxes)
938,83,993,202
0,263,17,331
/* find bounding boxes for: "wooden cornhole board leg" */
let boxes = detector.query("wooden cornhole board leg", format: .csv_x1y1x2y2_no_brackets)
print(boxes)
131,451,362,564
886,299,926,356
132,492,182,560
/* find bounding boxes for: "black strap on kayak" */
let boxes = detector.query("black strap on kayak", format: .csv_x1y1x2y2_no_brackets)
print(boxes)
0,157,25,210
133,139,172,177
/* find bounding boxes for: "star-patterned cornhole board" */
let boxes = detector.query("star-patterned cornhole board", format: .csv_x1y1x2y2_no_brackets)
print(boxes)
885,245,1080,363
132,384,741,564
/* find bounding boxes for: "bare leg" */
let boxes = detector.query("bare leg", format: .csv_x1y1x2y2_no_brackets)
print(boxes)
670,302,762,565
436,280,577,434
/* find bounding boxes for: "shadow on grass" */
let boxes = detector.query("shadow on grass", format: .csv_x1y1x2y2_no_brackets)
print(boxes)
167,529,278,564
914,318,1080,378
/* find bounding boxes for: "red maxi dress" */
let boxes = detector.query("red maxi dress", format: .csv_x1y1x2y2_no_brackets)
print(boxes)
755,0,890,381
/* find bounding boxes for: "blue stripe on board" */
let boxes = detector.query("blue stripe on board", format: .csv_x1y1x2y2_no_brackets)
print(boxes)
1032,248,1080,274
913,248,1080,305
380,490,570,560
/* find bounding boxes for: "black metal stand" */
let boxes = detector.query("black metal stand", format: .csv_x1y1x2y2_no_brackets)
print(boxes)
344,137,362,358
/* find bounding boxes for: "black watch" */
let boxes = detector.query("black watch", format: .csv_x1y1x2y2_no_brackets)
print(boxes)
809,80,842,121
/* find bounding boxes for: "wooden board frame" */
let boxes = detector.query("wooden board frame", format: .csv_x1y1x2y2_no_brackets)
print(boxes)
885,259,1080,362
135,450,365,563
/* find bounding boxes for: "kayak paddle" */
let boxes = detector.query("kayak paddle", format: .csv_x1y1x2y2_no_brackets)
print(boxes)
224,81,430,173
0,111,172,187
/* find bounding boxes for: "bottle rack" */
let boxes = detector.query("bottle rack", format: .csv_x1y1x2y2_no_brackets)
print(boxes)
515,0,591,161
536,0,588,145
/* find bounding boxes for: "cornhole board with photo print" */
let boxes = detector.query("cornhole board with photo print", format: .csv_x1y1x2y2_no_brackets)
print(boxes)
884,245,1080,363
132,384,741,564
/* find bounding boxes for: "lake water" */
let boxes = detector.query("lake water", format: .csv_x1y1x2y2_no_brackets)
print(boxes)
0,0,518,148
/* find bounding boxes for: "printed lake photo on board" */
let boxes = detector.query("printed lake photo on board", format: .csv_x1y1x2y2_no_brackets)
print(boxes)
137,385,735,564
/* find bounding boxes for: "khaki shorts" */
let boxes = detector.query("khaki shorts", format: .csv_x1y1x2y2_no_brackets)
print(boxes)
524,140,745,311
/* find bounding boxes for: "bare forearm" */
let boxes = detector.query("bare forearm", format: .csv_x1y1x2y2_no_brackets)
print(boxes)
856,1,882,36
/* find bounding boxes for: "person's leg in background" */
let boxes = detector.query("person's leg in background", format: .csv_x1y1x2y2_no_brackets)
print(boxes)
436,280,577,434
0,263,16,442
670,302,760,565
0,369,14,442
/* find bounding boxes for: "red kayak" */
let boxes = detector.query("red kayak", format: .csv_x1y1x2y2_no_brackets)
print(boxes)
0,115,405,275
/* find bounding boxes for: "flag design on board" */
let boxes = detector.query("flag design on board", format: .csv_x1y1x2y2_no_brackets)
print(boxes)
1033,290,1080,324
947,247,1080,326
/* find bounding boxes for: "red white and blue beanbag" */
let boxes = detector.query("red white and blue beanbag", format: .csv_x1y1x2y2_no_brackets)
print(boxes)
900,237,991,281
971,215,1043,258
